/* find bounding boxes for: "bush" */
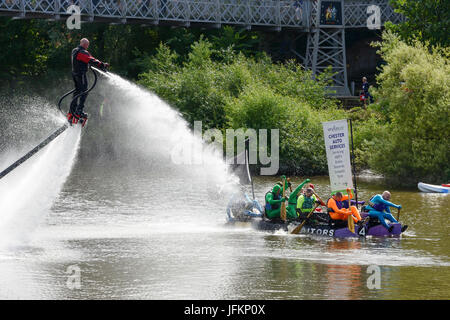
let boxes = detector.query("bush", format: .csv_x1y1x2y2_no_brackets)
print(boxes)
138,38,343,176
366,32,450,183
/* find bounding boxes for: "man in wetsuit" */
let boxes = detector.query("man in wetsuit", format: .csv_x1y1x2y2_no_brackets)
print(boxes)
364,191,405,232
69,38,109,124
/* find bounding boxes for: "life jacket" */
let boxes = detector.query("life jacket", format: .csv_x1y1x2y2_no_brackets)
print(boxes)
367,195,387,212
298,195,314,212
327,196,349,213
265,191,281,211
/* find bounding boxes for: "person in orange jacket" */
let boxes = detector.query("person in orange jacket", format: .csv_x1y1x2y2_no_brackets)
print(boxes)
327,188,365,227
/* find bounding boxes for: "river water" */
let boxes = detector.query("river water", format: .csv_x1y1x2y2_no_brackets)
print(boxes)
0,74,448,300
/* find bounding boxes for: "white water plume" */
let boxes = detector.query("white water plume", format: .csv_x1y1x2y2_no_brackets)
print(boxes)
0,126,81,247
97,72,239,199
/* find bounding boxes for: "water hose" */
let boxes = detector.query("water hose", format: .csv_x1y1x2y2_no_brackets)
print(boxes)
58,66,98,116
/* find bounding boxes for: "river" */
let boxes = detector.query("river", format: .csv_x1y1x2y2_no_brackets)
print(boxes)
0,73,448,300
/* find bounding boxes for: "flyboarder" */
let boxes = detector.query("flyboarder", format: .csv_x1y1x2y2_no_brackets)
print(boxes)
68,38,109,125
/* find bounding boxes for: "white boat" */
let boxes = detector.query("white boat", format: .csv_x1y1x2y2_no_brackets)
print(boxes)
418,182,450,193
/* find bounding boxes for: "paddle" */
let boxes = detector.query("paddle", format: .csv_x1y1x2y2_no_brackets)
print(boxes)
280,176,287,222
291,203,321,235
348,214,355,233
311,189,326,207
347,190,355,233
397,208,401,221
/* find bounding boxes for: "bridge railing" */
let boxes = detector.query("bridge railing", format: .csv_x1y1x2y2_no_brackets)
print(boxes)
0,0,306,28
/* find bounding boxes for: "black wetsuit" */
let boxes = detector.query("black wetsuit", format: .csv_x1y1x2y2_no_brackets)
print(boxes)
70,46,103,116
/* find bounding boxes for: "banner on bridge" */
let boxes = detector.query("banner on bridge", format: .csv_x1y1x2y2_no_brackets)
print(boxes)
322,119,353,193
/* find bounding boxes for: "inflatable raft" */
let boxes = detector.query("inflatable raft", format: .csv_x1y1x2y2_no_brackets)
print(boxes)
418,182,450,194
226,214,403,238
225,194,406,238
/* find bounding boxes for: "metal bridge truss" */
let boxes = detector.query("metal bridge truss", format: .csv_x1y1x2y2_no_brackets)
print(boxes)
1,0,403,94
0,0,307,29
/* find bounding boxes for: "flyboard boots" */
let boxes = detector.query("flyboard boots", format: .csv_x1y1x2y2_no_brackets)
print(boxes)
67,105,88,127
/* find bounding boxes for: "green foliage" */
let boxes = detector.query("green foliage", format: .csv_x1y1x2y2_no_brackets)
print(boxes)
0,17,263,84
210,26,261,57
138,38,343,175
365,32,450,182
387,0,450,47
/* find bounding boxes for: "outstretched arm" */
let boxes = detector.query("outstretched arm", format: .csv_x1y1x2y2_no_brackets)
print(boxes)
288,179,311,202
375,194,400,209
76,51,108,70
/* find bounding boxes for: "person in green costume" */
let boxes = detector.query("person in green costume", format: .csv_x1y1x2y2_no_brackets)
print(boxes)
286,178,311,219
265,176,310,220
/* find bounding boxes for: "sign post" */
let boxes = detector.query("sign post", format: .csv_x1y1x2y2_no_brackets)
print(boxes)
322,119,354,195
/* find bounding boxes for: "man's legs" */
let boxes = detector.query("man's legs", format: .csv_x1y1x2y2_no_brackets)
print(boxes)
75,73,89,116
367,209,390,229
383,212,398,224
266,208,281,220
69,73,83,115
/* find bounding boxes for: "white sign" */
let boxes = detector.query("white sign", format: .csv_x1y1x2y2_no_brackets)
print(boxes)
322,119,353,193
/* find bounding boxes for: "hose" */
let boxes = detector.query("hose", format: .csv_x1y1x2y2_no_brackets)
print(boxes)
58,66,98,116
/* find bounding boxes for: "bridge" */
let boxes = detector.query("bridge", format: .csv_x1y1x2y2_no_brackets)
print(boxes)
1,0,403,95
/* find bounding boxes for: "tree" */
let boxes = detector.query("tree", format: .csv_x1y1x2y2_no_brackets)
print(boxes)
366,32,450,183
387,0,450,47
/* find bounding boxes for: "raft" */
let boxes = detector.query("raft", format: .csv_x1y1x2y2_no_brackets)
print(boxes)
225,194,405,238
418,182,450,194
226,215,403,238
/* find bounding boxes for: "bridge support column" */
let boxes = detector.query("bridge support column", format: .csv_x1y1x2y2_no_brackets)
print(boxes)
305,0,350,96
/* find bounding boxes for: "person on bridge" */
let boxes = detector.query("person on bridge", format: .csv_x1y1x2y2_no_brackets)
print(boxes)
327,188,364,227
364,191,404,232
69,38,109,124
